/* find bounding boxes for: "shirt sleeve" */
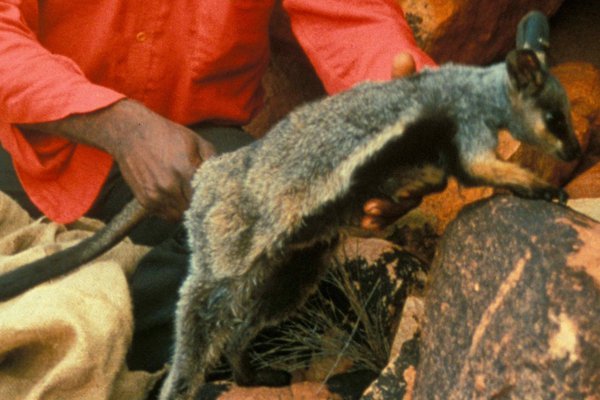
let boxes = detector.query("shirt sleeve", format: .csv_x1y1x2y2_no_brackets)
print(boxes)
283,0,437,94
0,1,124,125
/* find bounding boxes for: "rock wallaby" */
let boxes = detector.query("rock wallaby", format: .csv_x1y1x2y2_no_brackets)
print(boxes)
159,12,580,399
0,11,581,399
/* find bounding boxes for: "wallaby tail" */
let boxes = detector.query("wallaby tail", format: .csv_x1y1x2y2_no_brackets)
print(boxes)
0,199,146,301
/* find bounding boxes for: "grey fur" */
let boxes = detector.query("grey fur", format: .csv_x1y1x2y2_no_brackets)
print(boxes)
159,48,580,399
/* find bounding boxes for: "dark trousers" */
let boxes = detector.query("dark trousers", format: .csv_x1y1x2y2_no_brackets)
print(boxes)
0,125,255,372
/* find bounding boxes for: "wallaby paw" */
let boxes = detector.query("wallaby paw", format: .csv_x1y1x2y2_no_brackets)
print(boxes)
235,368,291,387
511,184,567,204
557,188,569,204
536,186,568,204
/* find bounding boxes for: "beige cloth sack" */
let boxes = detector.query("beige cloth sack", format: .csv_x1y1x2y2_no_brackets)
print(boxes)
0,192,162,400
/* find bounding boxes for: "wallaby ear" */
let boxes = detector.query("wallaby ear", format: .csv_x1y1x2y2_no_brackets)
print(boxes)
516,10,550,67
506,49,546,95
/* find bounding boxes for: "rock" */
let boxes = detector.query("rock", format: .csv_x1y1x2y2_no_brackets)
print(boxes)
553,63,600,151
414,196,600,399
388,296,425,361
386,209,441,264
195,382,234,400
361,296,425,400
568,198,600,222
418,178,494,235
203,381,342,400
326,369,380,400
245,236,428,388
567,161,600,199
563,62,600,198
360,338,419,400
397,0,564,64
301,355,354,384
549,0,600,68
329,236,429,345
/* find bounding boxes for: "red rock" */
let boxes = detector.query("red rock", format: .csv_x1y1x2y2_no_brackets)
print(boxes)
414,196,600,399
211,381,341,400
567,162,600,198
397,0,564,64
560,63,600,198
362,296,424,400
568,198,600,222
418,179,494,235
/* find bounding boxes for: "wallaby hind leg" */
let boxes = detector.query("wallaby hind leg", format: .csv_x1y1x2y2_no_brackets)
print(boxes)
225,320,292,387
160,242,330,399
159,277,239,400
224,242,331,387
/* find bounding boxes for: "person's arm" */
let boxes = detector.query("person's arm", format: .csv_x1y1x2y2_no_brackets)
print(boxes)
283,0,436,95
0,3,214,220
18,100,216,221
0,2,123,125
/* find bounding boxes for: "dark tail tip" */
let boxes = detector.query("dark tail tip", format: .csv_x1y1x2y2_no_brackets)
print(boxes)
0,200,147,302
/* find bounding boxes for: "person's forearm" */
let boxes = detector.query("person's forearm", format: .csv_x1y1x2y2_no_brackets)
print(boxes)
17,99,145,158
21,97,216,221
0,3,124,126
283,0,436,94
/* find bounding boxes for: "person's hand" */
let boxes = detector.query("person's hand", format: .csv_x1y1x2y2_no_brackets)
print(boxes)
360,52,417,231
105,100,216,221
391,51,417,79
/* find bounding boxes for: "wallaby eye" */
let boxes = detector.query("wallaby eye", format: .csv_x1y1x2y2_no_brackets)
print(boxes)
543,111,568,136
544,111,558,124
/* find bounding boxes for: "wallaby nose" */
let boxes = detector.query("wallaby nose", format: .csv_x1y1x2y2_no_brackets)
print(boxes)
560,141,582,162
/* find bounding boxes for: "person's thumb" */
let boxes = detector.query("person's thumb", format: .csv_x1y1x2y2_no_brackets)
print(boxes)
392,52,416,79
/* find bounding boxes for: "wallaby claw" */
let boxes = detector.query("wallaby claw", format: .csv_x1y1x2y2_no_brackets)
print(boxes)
510,184,567,204
557,188,569,204
539,186,568,204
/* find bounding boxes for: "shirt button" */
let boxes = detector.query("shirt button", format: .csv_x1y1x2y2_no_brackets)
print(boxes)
136,31,148,42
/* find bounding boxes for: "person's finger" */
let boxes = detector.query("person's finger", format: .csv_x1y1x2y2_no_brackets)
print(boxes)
162,206,183,222
181,178,193,205
172,183,190,218
144,179,185,221
158,191,186,221
392,52,416,79
197,136,217,162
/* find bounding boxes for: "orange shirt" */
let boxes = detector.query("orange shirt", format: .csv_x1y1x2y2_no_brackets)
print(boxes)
0,0,435,223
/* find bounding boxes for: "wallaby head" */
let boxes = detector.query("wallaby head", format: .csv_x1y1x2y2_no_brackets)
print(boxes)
504,45,581,163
